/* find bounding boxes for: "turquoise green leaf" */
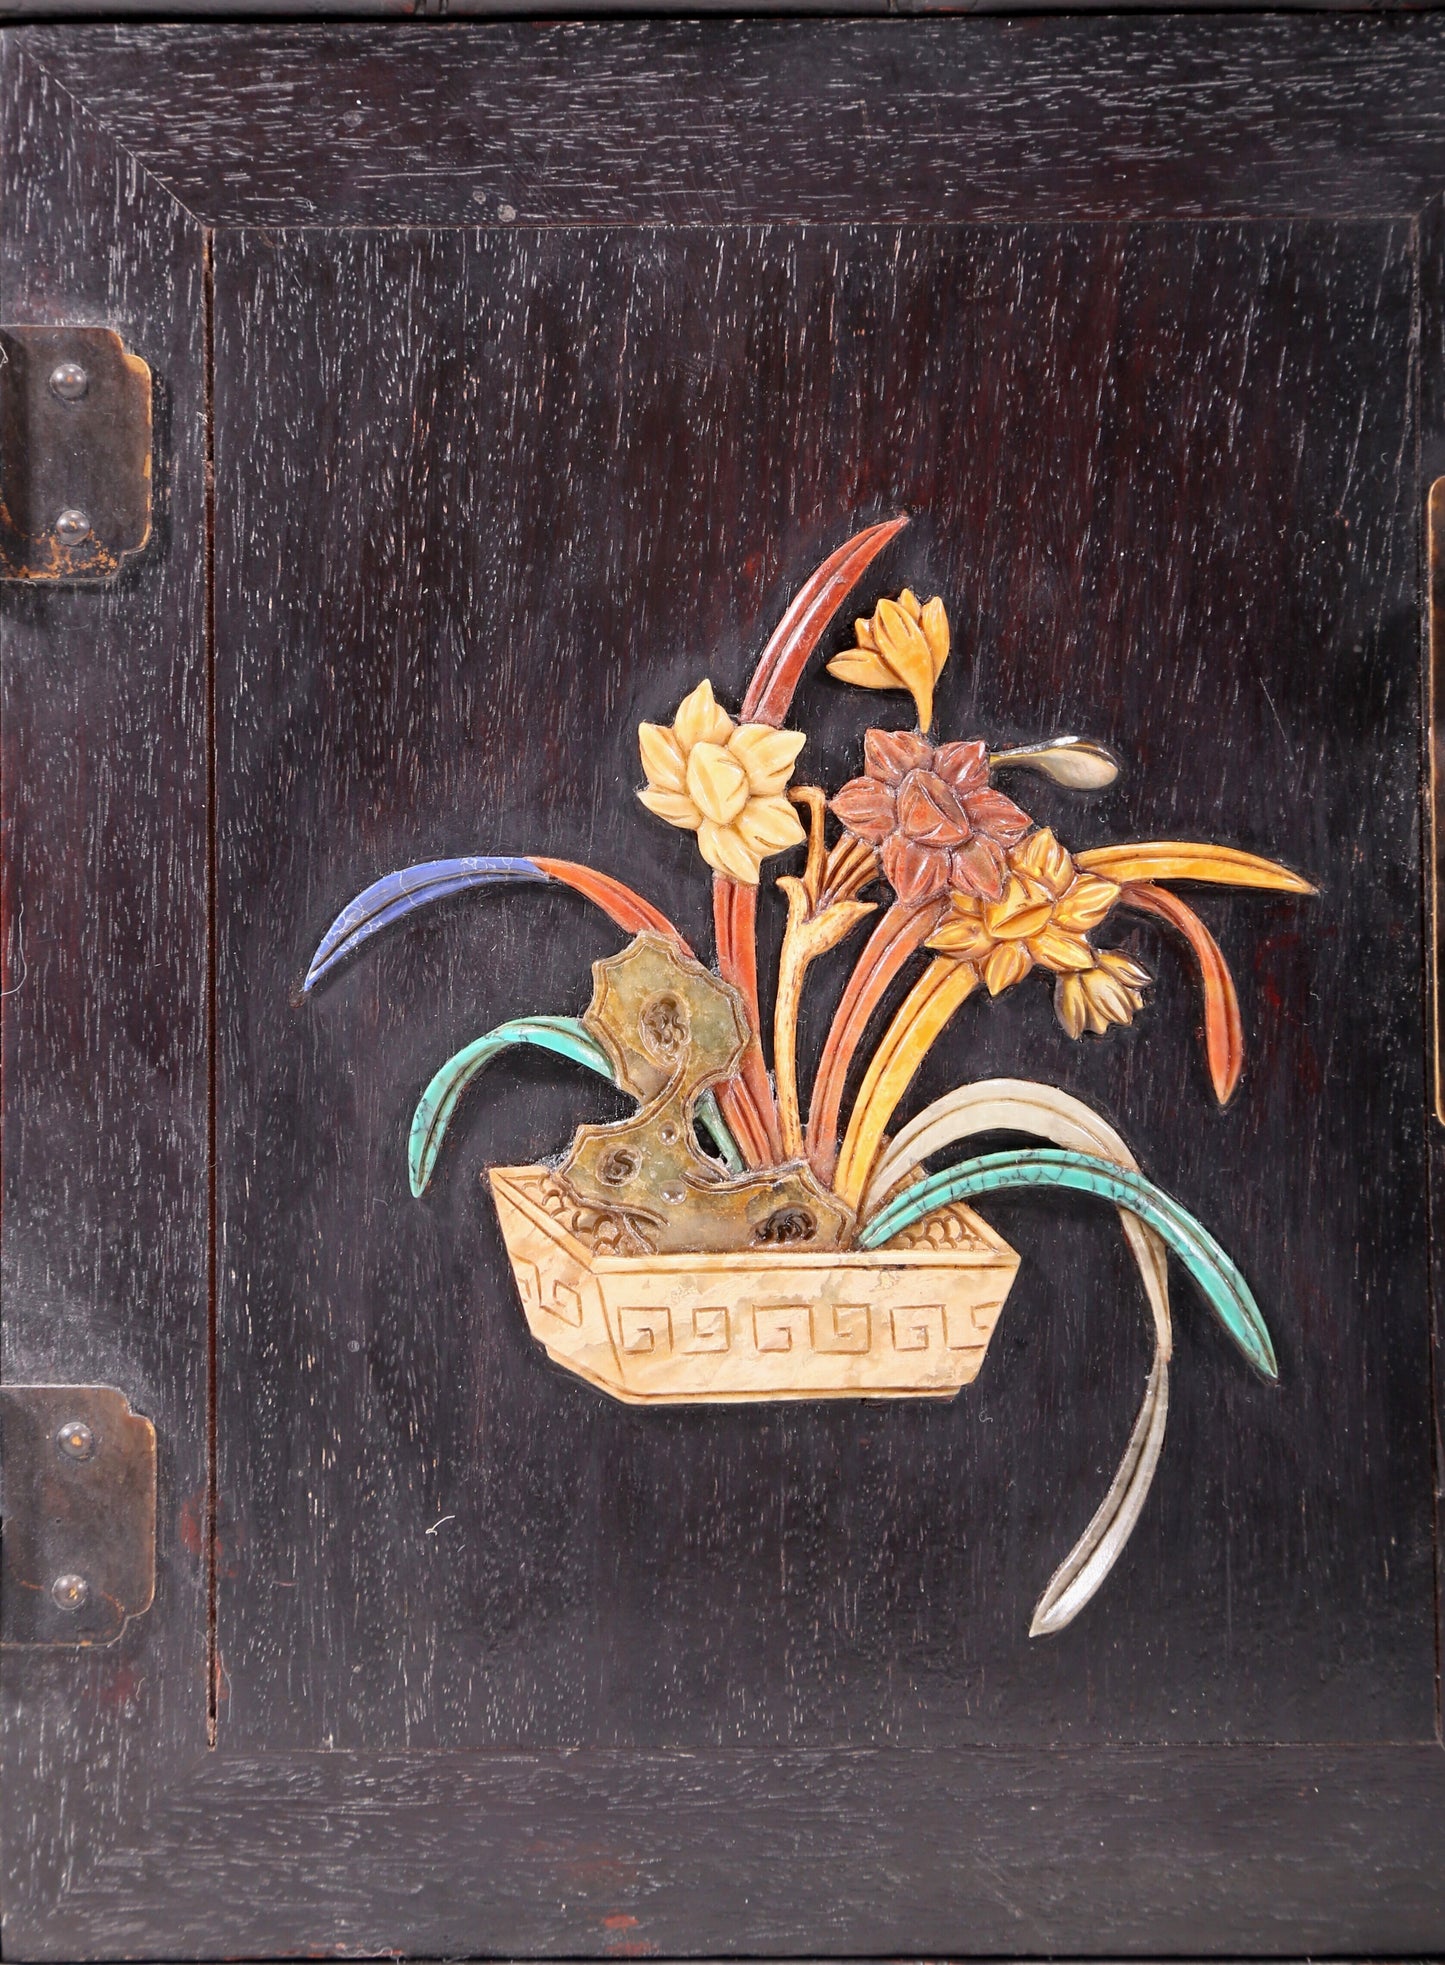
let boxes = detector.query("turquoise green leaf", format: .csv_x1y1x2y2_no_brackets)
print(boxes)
696,1090,745,1173
859,1147,1277,1380
408,1016,743,1196
409,1017,616,1197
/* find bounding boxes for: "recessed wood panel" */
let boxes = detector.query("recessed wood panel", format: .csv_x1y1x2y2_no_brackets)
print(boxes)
211,219,1429,1753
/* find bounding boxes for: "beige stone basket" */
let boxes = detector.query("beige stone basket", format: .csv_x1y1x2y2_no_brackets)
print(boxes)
490,1164,1021,1405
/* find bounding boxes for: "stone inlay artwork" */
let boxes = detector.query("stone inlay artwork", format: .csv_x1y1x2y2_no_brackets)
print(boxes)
304,516,1315,1636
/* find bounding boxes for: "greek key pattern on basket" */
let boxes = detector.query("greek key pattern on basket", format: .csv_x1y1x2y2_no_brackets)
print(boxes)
615,1300,991,1359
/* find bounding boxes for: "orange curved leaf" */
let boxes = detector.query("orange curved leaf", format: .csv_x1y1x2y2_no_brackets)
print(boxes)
1076,843,1315,893
531,859,692,947
833,956,979,1209
1123,882,1243,1105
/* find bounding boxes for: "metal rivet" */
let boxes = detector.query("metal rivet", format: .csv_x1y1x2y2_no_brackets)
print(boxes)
497,202,517,222
659,1123,678,1144
51,1573,90,1611
661,1184,685,1205
55,507,91,543
48,360,89,402
55,1418,95,1462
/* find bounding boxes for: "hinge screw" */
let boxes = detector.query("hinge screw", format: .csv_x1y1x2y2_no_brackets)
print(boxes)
55,508,91,543
51,1573,90,1611
55,1418,95,1461
48,360,89,402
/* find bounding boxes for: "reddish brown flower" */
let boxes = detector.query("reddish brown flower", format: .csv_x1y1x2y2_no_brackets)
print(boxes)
829,730,1032,903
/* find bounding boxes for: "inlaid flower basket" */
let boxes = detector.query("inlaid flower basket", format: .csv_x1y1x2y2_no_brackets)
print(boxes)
490,1164,1019,1404
305,513,1315,1635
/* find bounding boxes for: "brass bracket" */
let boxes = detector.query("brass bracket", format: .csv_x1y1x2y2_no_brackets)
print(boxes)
0,326,152,582
1431,478,1445,1125
0,1386,157,1646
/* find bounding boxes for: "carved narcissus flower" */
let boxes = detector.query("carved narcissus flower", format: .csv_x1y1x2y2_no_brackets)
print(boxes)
928,827,1124,996
830,730,1032,903
1054,949,1152,1037
827,590,951,732
638,678,807,884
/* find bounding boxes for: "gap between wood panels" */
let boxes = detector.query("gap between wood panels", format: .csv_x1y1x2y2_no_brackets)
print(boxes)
203,228,221,1750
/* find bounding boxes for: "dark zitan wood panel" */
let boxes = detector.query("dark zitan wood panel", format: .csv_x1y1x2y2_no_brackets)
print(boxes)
1427,195,1445,1704
213,219,1429,1754
5,0,1443,22
33,1746,1445,1959
1,19,1444,1963
0,32,212,1965
21,16,1445,229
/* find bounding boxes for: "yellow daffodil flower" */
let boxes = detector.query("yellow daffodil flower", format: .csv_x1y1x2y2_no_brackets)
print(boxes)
637,679,807,885
928,826,1123,996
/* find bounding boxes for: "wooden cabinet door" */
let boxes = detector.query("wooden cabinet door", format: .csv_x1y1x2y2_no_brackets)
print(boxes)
3,19,1444,1957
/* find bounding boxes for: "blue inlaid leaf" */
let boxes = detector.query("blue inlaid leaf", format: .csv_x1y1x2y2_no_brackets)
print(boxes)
304,857,548,993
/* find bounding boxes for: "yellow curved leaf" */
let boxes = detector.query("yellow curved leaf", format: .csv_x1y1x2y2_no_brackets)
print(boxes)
833,957,979,1210
1075,843,1316,894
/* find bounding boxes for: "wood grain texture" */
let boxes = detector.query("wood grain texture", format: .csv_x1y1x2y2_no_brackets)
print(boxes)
1,20,1443,1961
1422,189,1445,1747
212,220,1430,1761
0,32,212,1963
4,0,1444,18
15,16,1445,229
24,1745,1445,1959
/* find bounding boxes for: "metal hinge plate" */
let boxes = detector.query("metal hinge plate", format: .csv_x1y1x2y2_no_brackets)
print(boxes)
0,326,153,582
0,1386,157,1646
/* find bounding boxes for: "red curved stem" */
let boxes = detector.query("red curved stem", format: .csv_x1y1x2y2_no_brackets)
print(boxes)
804,896,947,1183
741,515,910,729
713,879,784,1166
712,515,910,1167
715,1077,773,1170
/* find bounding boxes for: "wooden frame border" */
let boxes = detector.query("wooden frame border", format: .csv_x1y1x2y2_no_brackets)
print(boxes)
3,20,1445,1958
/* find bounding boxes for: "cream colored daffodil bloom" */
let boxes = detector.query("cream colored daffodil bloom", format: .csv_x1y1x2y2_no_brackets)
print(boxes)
638,679,807,884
